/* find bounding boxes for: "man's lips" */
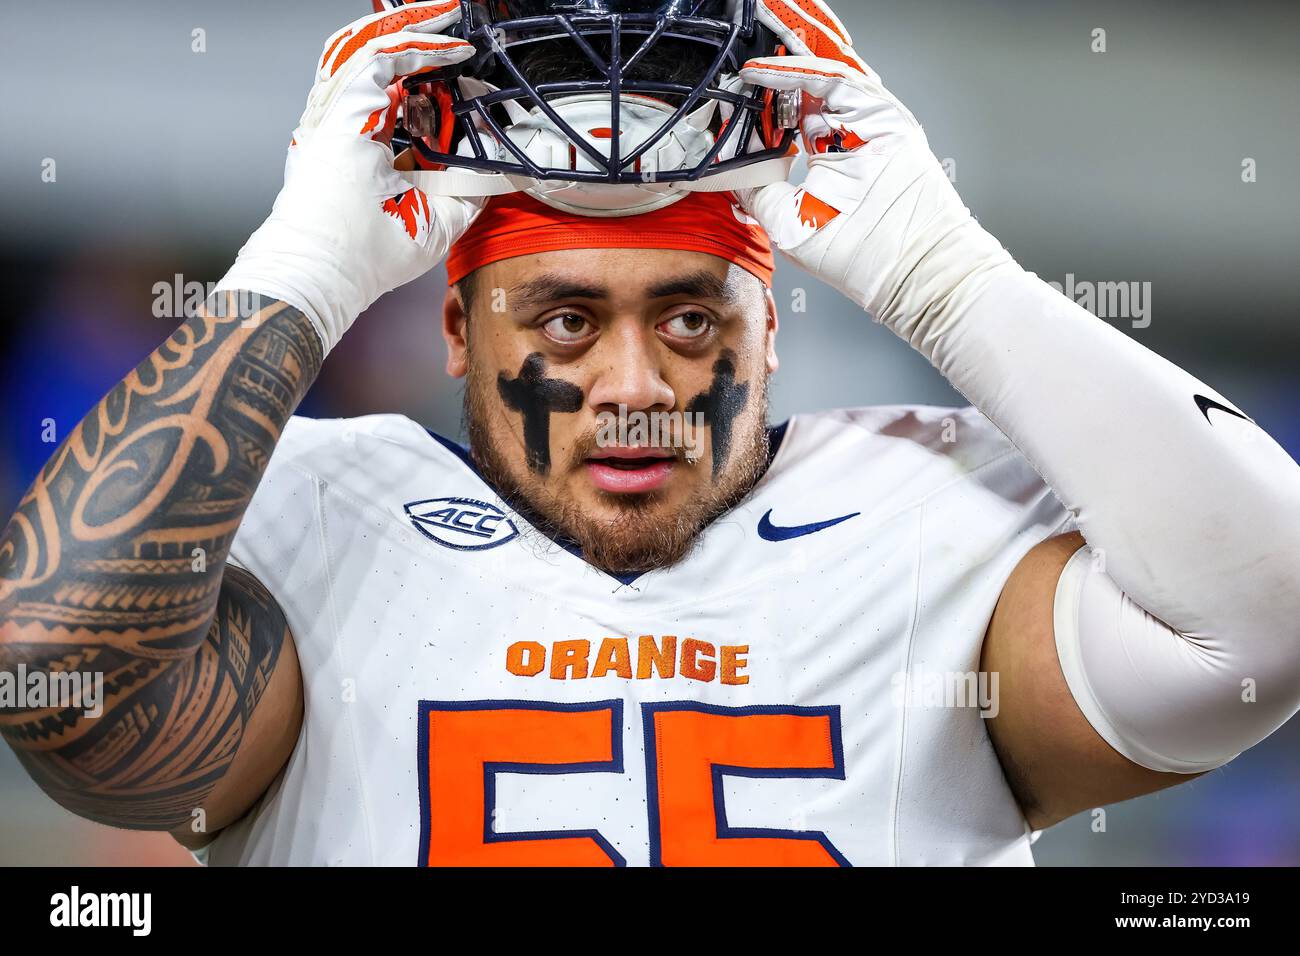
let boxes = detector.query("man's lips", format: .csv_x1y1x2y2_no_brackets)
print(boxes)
584,447,676,493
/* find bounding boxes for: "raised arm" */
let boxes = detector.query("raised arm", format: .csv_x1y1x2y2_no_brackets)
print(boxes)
1,0,485,836
737,0,1300,823
0,300,318,832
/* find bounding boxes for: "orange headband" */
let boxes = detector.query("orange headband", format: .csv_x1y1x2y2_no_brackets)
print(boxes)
445,190,775,288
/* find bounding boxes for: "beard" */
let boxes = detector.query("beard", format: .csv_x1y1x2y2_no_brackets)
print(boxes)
464,360,772,578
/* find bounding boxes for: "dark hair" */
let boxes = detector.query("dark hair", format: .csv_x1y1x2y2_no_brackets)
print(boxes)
456,270,481,317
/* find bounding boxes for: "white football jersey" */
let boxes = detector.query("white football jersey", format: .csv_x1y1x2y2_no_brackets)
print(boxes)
198,405,1072,866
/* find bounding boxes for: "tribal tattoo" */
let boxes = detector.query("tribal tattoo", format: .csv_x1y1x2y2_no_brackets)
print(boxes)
0,294,321,829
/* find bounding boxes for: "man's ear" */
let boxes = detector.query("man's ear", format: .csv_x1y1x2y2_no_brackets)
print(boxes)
442,285,469,378
763,286,780,375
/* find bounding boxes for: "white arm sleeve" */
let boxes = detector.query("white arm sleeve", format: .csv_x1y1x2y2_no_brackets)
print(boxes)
1051,547,1290,774
744,53,1300,771
821,150,1300,773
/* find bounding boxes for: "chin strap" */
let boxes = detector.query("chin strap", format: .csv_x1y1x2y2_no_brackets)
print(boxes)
400,168,526,197
677,156,800,192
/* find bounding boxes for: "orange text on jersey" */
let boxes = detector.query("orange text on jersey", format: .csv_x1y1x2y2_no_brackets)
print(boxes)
506,636,749,685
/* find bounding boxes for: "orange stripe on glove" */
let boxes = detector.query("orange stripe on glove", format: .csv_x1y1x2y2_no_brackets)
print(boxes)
330,0,460,76
758,0,871,75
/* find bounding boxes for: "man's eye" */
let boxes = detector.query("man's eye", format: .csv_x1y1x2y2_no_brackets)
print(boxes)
541,313,594,343
660,312,712,339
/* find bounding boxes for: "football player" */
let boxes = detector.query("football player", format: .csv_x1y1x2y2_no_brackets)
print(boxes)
1,0,1297,866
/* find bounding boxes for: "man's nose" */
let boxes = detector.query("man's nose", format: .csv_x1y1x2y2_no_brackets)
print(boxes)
585,323,675,415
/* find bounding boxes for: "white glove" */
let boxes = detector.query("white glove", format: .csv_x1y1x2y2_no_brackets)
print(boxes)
216,1,484,354
737,0,1013,339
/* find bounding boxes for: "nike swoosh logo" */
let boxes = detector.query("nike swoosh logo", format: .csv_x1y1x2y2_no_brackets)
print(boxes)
757,509,860,542
1194,394,1252,425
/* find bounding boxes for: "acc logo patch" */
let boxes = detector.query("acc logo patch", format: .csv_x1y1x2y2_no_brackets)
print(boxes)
405,497,518,552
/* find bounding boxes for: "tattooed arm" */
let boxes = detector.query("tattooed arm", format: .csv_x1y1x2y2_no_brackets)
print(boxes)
0,4,484,838
0,296,319,834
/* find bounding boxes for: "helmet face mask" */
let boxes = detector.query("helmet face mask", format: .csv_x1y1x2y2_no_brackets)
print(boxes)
482,1,731,17
377,0,797,215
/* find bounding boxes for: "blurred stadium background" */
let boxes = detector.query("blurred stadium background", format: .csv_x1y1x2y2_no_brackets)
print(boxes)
1,0,1297,865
